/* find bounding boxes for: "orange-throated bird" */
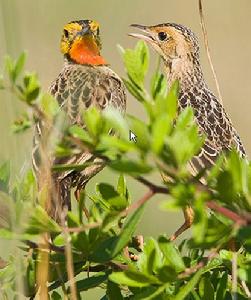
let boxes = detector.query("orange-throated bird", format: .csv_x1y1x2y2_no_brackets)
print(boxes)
130,23,246,240
33,20,126,220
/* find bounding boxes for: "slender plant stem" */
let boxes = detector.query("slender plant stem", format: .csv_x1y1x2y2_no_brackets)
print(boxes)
61,209,78,300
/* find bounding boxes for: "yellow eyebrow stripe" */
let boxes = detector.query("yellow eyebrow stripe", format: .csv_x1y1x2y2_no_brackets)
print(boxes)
90,21,99,32
64,22,82,32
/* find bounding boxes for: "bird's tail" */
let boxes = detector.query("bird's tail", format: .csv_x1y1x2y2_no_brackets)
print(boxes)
47,176,72,223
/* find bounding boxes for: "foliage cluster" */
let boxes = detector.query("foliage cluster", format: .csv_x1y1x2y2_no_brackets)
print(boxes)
0,42,251,299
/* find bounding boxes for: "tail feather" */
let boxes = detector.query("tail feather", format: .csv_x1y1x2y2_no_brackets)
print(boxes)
48,176,72,223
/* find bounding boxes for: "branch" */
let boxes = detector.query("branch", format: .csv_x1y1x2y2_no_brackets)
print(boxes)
178,247,219,279
120,189,155,218
206,201,248,226
134,176,250,227
26,240,65,253
135,176,169,194
118,177,169,218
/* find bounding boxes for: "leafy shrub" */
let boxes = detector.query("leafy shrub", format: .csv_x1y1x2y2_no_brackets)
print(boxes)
0,42,251,299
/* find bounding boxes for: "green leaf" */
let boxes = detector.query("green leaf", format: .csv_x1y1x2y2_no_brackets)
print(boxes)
109,270,159,288
123,78,145,102
155,80,178,120
96,183,128,211
215,272,228,299
151,114,172,154
103,107,128,140
12,52,26,83
107,281,123,300
23,73,40,103
138,238,162,275
151,67,167,100
51,291,61,300
127,115,150,151
192,194,208,244
39,93,59,118
25,206,61,234
122,41,149,87
100,135,137,153
74,272,108,292
4,55,14,82
199,276,214,300
91,204,144,262
68,125,93,145
167,107,203,167
173,269,203,300
0,162,10,193
112,203,145,257
109,159,152,175
228,151,249,196
83,106,102,138
117,174,129,200
52,162,94,172
90,236,118,263
158,236,185,272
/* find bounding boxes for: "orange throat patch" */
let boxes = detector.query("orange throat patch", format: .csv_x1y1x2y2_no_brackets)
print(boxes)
69,36,106,65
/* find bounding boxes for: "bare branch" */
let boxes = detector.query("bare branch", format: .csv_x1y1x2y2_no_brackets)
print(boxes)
135,176,169,194
206,201,248,226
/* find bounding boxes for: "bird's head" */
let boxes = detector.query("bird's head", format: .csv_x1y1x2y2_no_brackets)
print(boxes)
129,23,200,65
60,20,106,65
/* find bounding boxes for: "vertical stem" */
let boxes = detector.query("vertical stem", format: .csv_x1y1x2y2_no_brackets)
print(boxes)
36,235,49,300
62,209,77,300
232,252,238,300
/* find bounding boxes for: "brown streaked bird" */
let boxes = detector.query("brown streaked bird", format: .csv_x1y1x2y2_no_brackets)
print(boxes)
33,20,126,220
130,23,246,240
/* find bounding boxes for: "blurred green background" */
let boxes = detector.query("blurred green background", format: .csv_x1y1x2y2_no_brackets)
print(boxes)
0,0,251,298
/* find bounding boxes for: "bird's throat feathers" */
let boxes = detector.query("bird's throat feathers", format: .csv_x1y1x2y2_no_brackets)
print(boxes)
69,36,106,65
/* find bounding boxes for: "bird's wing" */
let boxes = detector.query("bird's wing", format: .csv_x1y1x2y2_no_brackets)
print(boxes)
182,88,246,175
33,64,126,184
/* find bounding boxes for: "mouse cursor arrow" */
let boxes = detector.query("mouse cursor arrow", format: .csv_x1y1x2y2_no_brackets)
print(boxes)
129,130,137,143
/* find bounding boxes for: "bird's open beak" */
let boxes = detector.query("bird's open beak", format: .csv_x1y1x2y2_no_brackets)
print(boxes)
129,24,154,42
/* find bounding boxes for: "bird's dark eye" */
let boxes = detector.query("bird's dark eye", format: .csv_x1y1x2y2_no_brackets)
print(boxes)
64,29,69,38
158,31,168,41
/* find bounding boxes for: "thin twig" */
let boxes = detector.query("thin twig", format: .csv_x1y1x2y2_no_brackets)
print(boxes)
26,240,65,253
178,247,219,279
135,176,250,226
206,201,248,226
55,263,68,297
61,208,78,300
120,189,155,218
198,0,223,104
63,222,101,233
232,251,238,300
241,281,251,299
135,176,169,194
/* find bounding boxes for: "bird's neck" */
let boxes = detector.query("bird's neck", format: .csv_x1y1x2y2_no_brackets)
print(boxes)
164,55,206,93
68,37,107,66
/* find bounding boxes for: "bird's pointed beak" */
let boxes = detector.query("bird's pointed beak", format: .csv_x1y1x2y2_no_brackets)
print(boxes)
129,24,154,42
77,26,92,38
